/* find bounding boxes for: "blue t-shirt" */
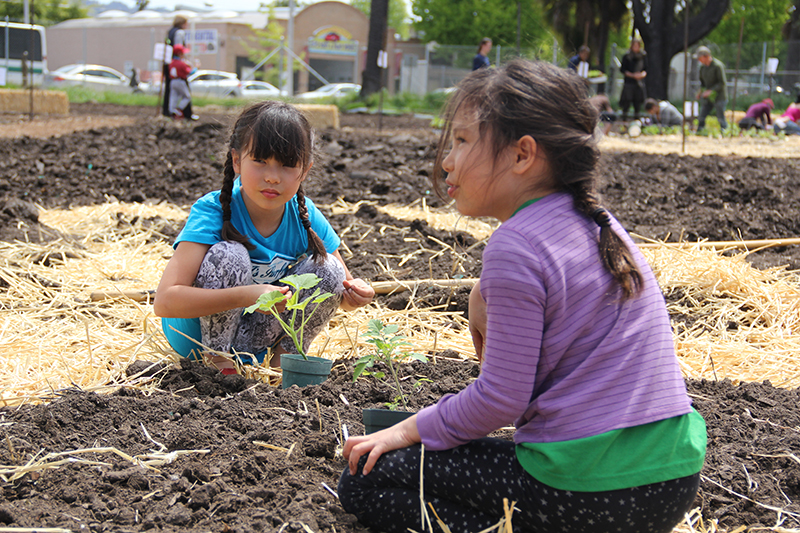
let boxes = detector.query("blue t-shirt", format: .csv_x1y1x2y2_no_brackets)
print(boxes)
161,178,341,357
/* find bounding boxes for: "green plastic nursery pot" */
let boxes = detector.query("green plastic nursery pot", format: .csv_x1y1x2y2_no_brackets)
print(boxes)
280,353,333,389
362,408,415,434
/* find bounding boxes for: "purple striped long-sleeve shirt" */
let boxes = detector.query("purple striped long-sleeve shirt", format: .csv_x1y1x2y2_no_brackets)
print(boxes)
416,192,691,450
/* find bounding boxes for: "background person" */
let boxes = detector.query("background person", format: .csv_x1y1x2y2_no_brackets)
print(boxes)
472,37,492,71
694,46,728,131
567,45,591,78
589,93,618,134
338,59,706,533
738,98,774,130
619,39,647,121
773,100,800,135
645,98,684,127
168,45,197,120
155,101,374,374
162,15,189,118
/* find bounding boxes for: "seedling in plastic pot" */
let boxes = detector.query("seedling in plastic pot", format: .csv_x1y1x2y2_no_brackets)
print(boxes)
244,273,334,360
353,319,428,410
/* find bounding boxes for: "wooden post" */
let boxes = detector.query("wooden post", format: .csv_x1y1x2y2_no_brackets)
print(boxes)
730,17,745,137
682,5,689,153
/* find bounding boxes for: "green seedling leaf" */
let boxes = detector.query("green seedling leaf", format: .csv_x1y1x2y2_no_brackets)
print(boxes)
242,272,334,359
244,290,288,314
408,353,429,363
312,292,335,304
282,273,323,292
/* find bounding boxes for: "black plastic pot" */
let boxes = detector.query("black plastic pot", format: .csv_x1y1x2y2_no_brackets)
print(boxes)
362,408,415,434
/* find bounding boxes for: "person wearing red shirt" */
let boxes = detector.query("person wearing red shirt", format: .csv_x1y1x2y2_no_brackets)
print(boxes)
168,45,198,120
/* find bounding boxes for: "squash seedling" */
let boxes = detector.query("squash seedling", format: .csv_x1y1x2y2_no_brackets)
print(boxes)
354,319,428,410
244,273,335,360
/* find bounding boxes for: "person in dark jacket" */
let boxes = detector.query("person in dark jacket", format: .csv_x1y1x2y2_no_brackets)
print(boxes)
694,46,728,131
619,39,647,121
472,38,492,71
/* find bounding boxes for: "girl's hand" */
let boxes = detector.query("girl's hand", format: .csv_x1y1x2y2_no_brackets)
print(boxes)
251,284,291,313
341,278,375,310
344,414,420,476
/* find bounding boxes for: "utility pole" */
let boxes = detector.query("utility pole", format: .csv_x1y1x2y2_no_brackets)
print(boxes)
284,0,295,97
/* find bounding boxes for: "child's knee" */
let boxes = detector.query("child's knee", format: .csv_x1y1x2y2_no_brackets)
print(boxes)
291,254,346,295
195,241,252,289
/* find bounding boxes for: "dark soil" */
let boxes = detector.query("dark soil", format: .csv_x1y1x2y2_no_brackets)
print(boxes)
0,104,799,532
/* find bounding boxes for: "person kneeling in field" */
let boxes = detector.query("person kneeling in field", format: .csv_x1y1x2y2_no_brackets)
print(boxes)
645,97,684,128
338,59,707,533
738,98,774,131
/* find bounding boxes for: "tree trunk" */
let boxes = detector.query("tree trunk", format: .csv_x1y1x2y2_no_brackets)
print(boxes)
361,0,389,97
634,0,730,100
784,0,800,90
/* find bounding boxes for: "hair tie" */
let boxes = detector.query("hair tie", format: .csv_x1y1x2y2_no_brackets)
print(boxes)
591,207,611,228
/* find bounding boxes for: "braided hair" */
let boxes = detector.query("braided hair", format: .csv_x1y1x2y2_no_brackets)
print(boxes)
219,101,327,263
433,59,643,300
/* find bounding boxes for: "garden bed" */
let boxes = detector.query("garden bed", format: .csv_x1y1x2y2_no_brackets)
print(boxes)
0,104,799,532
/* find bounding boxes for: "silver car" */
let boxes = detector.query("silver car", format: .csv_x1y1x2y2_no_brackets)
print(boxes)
188,69,242,98
295,82,361,100
241,80,281,99
44,64,144,93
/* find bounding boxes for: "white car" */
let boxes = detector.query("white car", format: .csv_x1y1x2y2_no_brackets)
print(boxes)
44,64,144,93
241,80,281,99
187,69,242,98
295,82,361,100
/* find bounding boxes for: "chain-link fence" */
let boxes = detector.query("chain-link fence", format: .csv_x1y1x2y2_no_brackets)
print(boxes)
399,41,800,106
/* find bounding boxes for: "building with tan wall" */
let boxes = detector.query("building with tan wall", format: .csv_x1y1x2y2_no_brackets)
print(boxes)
46,1,387,94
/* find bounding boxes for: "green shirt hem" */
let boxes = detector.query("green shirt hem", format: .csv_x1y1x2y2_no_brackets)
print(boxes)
516,409,706,492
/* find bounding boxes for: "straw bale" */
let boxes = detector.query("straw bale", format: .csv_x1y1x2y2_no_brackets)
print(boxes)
296,104,339,130
0,89,69,115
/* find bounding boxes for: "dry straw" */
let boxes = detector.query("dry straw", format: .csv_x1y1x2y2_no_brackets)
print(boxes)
2,199,800,406
0,199,796,532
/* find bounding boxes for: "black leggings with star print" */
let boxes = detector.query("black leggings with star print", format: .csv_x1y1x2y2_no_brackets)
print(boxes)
338,438,700,533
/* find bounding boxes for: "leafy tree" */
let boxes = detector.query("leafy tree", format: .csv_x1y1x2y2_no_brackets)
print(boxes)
243,5,288,86
411,0,551,50
633,0,730,100
352,0,409,39
706,0,791,44
544,0,629,72
0,0,88,25
784,0,800,87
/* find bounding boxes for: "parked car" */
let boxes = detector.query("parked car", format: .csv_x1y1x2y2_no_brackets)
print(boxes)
295,82,361,100
241,80,281,99
187,70,242,98
44,64,145,93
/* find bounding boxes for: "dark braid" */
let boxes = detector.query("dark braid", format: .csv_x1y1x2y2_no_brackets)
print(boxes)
433,59,643,300
220,148,255,250
296,183,327,264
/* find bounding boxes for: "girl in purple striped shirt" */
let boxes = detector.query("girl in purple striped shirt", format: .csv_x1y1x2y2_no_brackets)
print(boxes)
339,59,706,533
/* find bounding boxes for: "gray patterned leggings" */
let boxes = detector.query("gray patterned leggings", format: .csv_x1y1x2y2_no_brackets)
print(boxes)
195,241,345,364
338,438,700,533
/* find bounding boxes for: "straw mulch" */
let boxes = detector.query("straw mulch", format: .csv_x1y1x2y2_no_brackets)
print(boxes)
1,201,799,533
1,200,799,406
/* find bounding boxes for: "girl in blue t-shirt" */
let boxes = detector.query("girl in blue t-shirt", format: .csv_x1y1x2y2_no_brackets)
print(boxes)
155,101,374,373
